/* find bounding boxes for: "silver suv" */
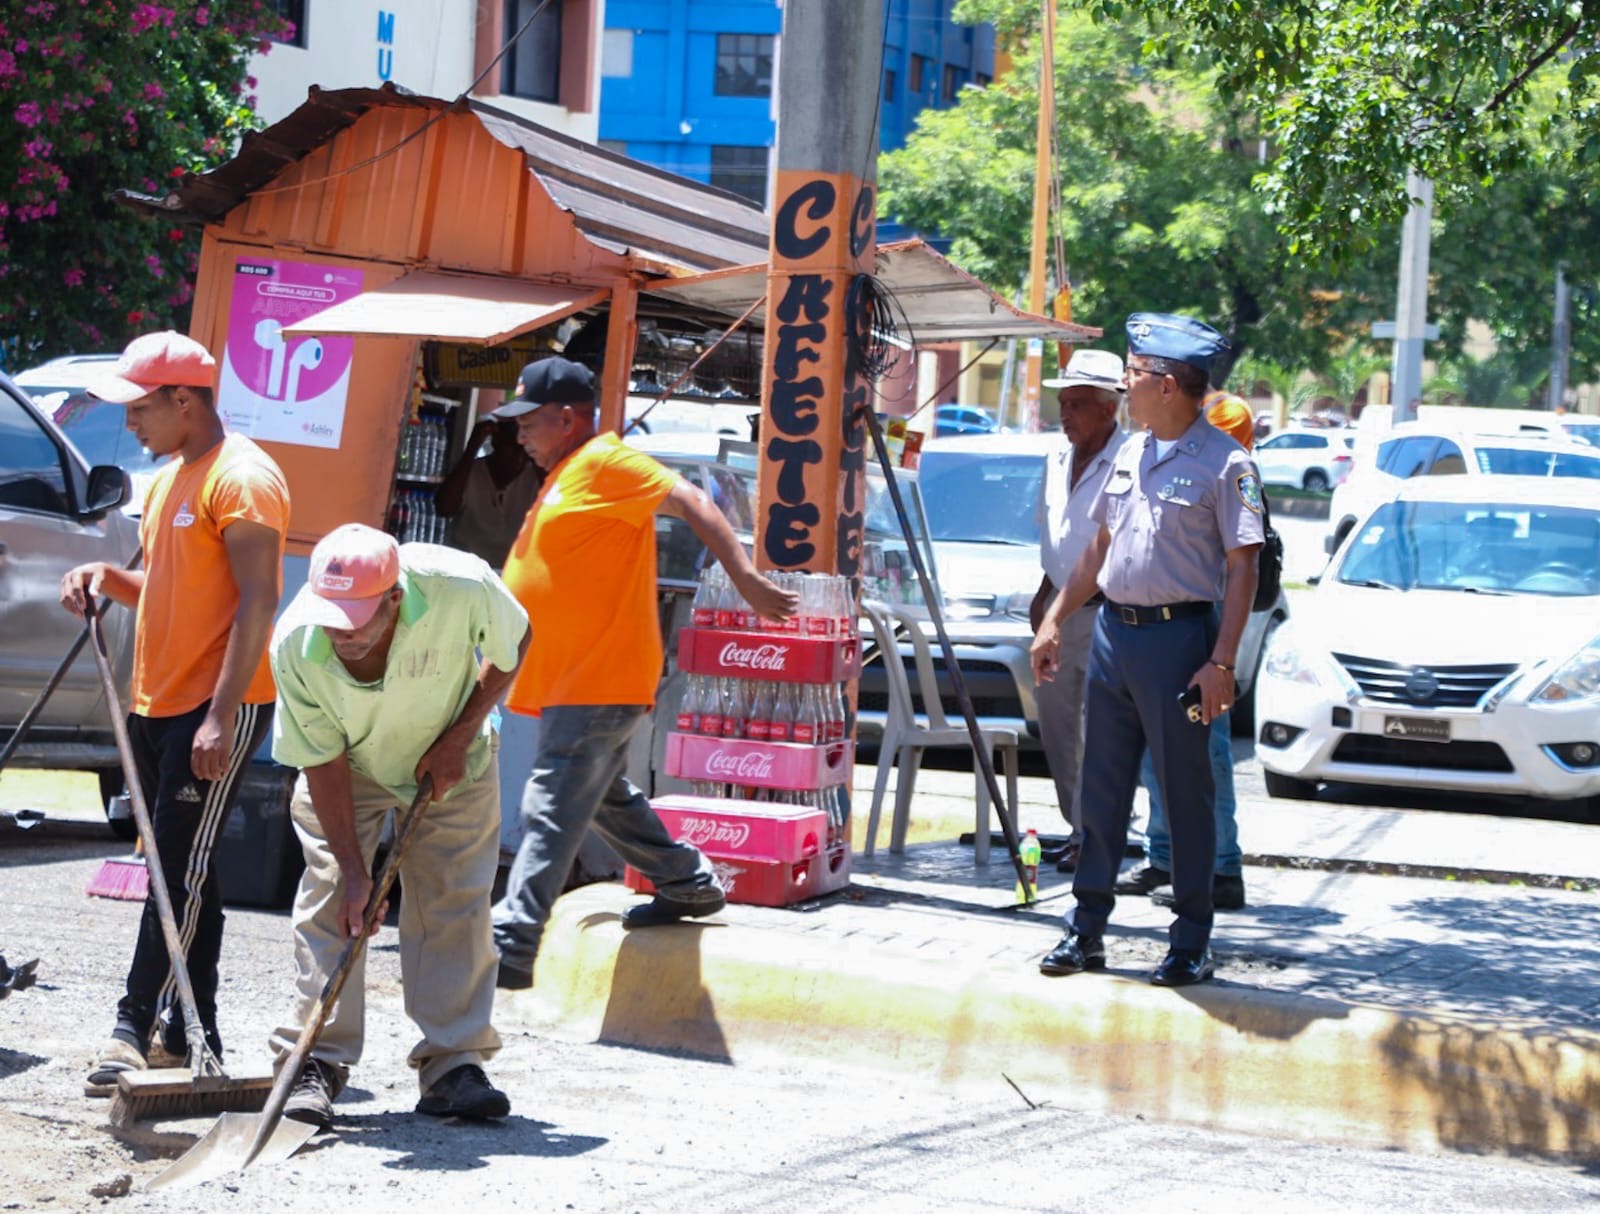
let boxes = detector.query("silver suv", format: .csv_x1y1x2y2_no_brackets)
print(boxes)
0,368,138,831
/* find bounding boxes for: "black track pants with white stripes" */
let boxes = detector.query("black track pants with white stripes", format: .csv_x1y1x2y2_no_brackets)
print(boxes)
112,700,272,1057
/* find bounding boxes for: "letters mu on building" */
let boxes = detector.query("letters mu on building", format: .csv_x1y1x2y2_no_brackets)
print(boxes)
250,2,994,206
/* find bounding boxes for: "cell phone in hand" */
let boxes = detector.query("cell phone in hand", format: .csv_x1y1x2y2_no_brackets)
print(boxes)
1177,684,1204,724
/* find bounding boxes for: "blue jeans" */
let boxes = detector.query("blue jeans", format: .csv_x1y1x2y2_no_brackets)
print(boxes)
1142,712,1242,876
491,704,719,971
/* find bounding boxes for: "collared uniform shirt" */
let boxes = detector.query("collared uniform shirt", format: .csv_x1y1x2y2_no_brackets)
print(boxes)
270,544,529,803
1039,428,1129,588
1090,413,1264,606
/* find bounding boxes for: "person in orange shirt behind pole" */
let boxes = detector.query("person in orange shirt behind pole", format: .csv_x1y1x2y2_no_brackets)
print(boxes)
58,331,289,1092
489,357,797,991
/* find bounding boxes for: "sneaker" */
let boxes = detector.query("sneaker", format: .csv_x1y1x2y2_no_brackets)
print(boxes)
416,1064,510,1120
1114,864,1171,895
621,888,726,929
85,1038,145,1097
284,1058,347,1131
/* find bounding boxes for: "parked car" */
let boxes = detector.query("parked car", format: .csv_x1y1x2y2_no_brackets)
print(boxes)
1561,415,1600,449
1326,425,1600,554
1251,428,1355,493
857,433,1290,743
15,353,165,513
1258,477,1600,816
933,404,998,438
0,368,139,833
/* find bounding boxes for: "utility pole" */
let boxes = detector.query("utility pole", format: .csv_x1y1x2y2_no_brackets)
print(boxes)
755,0,884,580
1389,169,1433,426
1018,0,1057,434
1550,264,1571,412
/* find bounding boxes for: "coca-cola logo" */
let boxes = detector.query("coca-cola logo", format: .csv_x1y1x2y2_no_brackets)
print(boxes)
676,817,753,850
703,750,776,780
717,641,789,672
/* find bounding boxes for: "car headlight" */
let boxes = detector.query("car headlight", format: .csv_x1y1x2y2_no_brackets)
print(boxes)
1004,590,1036,621
943,594,997,621
1531,637,1600,706
1262,625,1353,692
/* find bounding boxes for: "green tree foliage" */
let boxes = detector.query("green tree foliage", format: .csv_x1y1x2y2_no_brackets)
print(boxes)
881,4,1376,367
0,1,288,366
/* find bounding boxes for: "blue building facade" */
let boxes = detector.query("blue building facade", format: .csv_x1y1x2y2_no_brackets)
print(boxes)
598,0,994,207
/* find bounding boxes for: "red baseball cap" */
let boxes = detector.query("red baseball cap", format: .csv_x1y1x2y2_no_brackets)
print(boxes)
291,524,402,631
88,330,218,404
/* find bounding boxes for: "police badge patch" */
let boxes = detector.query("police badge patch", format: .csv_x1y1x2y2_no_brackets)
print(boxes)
1236,472,1263,513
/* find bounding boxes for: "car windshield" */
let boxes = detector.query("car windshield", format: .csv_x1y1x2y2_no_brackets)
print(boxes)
1339,499,1600,597
32,388,167,474
1473,446,1600,478
916,451,1046,545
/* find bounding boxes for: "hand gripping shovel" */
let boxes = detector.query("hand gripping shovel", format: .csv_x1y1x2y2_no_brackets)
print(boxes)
149,775,436,1191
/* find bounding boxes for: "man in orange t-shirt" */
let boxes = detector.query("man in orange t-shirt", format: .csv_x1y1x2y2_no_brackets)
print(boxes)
488,358,796,989
60,331,288,1092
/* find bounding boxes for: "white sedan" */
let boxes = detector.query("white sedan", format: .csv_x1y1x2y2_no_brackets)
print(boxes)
1257,477,1600,814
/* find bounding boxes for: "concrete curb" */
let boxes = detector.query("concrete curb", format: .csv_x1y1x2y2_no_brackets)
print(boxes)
502,884,1600,1164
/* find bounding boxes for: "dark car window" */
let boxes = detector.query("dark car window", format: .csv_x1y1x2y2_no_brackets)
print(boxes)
1384,436,1440,478
0,388,72,514
38,389,165,476
917,451,1046,545
1427,439,1466,475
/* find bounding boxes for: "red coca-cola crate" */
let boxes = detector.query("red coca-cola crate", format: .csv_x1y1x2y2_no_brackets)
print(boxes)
664,731,848,791
626,794,852,907
677,627,861,684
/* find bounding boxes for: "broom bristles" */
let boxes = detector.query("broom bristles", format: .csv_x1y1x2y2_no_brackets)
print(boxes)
107,1070,274,1127
86,855,148,902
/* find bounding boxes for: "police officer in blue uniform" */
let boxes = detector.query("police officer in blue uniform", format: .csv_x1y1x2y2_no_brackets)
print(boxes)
1030,313,1264,987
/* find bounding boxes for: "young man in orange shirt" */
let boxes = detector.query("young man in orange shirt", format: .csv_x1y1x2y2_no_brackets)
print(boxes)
59,331,289,1092
489,358,797,990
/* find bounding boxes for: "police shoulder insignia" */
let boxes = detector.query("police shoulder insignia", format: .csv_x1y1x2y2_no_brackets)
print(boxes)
1236,472,1263,514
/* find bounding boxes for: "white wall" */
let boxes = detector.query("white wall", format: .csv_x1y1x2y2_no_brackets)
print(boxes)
249,0,600,142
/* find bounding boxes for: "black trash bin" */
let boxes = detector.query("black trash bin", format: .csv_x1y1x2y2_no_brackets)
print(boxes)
215,762,304,910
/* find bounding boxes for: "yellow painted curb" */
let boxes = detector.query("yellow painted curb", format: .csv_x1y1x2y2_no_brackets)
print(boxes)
499,884,1600,1162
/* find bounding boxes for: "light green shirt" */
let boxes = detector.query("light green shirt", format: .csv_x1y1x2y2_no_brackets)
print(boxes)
270,544,529,803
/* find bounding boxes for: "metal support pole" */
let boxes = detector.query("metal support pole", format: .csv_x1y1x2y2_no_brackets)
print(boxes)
1550,264,1571,412
1390,169,1433,426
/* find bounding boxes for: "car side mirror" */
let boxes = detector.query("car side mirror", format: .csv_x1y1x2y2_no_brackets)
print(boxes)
1307,573,1322,586
81,465,130,518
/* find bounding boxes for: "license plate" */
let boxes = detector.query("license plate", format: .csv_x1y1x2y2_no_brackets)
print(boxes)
1383,715,1451,743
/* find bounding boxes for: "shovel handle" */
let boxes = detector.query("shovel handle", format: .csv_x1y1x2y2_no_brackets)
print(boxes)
83,598,220,1077
242,774,435,1170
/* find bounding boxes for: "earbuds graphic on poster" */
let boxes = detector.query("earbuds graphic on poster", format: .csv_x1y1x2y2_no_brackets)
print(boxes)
218,258,363,449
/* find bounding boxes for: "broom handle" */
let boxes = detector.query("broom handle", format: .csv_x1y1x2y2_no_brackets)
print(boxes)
0,547,143,775
242,774,435,1170
83,598,219,1077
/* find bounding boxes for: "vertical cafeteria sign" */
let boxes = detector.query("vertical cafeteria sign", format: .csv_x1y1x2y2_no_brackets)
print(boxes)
217,258,364,449
756,0,882,583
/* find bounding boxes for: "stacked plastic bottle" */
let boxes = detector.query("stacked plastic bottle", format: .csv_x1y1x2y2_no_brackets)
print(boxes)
398,413,451,479
678,567,857,850
386,488,449,544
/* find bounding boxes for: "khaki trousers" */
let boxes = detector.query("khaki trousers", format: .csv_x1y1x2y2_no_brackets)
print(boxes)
269,759,502,1092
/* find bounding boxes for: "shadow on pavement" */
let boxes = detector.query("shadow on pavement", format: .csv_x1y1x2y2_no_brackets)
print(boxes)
326,1111,606,1169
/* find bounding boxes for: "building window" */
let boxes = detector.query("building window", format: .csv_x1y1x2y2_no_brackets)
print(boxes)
270,0,307,48
942,64,966,103
502,0,562,103
909,53,928,94
883,68,897,101
975,72,991,88
602,28,634,78
715,33,773,98
710,145,768,206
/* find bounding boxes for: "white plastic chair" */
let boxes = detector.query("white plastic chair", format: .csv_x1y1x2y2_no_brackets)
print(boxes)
860,599,1020,864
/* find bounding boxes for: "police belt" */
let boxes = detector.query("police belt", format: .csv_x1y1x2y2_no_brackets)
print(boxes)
1102,599,1213,626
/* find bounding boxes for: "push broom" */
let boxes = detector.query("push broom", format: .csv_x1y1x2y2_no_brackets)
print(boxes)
80,599,272,1125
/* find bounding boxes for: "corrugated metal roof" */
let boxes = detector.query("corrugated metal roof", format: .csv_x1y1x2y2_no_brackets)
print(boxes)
116,83,769,274
646,239,1103,344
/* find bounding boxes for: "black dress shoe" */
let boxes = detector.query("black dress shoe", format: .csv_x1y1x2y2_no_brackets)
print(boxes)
1150,947,1214,987
1038,932,1105,976
1151,874,1247,912
1054,840,1081,873
621,888,726,929
1114,864,1170,895
496,958,533,991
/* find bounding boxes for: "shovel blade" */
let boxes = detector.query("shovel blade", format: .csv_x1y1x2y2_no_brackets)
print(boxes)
146,1112,318,1192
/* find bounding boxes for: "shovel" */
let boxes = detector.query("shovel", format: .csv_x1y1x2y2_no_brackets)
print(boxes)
149,775,435,1191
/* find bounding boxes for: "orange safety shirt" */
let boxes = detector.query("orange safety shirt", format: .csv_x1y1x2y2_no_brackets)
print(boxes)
501,433,679,715
132,433,289,717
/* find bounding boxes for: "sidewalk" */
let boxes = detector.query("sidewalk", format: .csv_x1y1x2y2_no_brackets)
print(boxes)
500,763,1600,1164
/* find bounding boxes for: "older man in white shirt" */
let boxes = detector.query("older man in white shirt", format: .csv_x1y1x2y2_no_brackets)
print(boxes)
1029,349,1127,870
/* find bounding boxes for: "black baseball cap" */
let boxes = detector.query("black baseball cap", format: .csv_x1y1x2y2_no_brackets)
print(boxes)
486,356,595,420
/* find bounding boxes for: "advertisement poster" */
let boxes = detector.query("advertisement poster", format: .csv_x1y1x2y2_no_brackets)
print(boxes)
217,258,364,449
